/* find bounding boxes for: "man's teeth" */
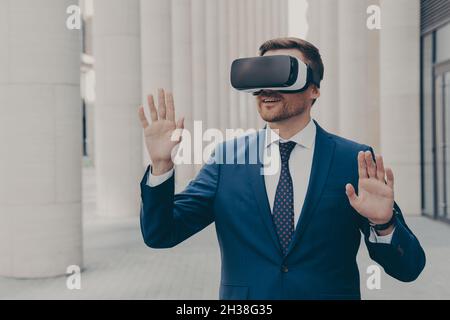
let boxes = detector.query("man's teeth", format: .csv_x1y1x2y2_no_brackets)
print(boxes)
263,98,281,103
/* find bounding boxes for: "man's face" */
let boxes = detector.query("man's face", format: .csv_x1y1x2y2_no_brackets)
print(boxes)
256,49,319,123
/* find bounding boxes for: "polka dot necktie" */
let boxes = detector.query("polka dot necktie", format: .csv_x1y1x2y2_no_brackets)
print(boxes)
272,141,297,255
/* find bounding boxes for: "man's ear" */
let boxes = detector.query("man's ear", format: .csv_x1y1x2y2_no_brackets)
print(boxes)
310,85,320,100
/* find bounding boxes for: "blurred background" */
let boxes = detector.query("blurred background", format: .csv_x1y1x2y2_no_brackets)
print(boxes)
0,0,450,299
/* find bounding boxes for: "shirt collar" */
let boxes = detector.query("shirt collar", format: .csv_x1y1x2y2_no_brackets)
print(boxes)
265,119,316,149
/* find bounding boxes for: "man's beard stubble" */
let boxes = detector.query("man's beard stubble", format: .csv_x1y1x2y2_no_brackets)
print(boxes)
259,102,307,123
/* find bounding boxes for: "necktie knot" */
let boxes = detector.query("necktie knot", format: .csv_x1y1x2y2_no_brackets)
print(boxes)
279,141,296,163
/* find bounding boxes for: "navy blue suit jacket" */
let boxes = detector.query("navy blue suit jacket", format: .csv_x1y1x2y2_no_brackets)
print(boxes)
140,121,425,300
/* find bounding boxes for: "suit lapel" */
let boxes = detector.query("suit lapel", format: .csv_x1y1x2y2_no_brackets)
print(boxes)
247,130,283,254
286,121,336,255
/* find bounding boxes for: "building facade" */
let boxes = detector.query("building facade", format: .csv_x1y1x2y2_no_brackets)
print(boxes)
420,0,450,222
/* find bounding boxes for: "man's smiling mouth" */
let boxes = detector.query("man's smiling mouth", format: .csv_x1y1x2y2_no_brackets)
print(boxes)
262,98,282,103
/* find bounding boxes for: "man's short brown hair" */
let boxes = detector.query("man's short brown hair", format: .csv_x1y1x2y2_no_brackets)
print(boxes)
259,37,324,88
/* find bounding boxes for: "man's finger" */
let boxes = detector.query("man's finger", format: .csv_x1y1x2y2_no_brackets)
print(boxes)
386,167,394,189
147,95,158,122
158,88,167,120
375,154,385,182
365,151,376,178
171,117,185,143
176,117,185,130
345,183,359,207
138,105,149,128
166,92,175,122
358,151,368,179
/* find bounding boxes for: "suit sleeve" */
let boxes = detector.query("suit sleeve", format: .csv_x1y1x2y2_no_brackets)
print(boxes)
139,160,219,249
358,147,426,282
360,202,426,282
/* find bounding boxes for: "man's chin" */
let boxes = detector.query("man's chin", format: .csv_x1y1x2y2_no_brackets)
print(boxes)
259,106,306,123
259,110,290,123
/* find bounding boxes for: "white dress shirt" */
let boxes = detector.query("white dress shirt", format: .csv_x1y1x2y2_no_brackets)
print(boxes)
147,119,394,244
263,119,316,230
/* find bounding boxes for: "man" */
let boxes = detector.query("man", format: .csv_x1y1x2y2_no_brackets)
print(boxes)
137,37,425,300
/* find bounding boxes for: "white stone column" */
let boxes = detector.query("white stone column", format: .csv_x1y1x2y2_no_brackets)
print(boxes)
261,0,280,128
218,0,230,132
264,0,273,39
191,0,206,124
0,0,82,277
306,0,321,47
191,0,206,174
337,0,378,149
140,0,172,166
306,0,322,121
85,101,96,164
172,0,194,189
93,0,142,217
288,0,308,39
238,0,248,129
228,0,240,129
379,0,421,215
246,0,258,130
81,63,96,165
206,0,220,131
279,0,289,37
255,0,266,128
271,0,281,38
316,0,339,133
366,0,381,152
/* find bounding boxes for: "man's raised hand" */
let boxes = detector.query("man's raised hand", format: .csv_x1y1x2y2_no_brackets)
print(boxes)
345,151,395,227
138,88,184,175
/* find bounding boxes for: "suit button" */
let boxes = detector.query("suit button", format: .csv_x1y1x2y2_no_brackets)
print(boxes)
281,265,289,273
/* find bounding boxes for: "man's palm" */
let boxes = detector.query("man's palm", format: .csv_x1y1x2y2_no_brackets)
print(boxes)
345,151,395,225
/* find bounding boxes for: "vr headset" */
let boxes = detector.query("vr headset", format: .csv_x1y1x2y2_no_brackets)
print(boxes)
230,55,320,95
